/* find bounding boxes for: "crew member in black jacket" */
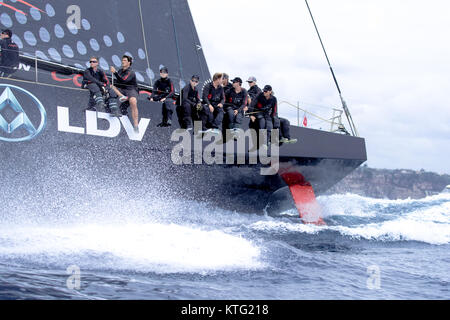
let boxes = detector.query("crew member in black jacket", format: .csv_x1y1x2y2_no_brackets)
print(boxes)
249,85,277,145
0,29,19,77
201,72,225,134
222,73,233,96
82,56,120,117
110,55,139,132
225,77,248,131
150,66,175,127
177,75,200,130
246,76,262,105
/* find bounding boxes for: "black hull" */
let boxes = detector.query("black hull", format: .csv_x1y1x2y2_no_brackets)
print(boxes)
1,78,366,214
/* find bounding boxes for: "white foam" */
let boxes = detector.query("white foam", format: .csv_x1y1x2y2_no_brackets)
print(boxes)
250,195,450,245
0,223,263,273
250,220,323,234
334,218,450,245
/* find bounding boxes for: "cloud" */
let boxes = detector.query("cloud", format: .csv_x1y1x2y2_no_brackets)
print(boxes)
188,0,450,174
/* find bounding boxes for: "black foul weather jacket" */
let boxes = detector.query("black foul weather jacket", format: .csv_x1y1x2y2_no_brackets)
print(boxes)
114,68,138,90
181,84,200,106
0,38,19,67
82,67,109,88
150,77,175,100
226,88,248,112
202,83,225,106
249,92,278,118
248,85,262,100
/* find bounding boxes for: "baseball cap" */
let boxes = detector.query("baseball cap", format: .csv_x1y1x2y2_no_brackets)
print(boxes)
191,75,200,81
247,76,257,83
160,66,169,73
232,77,242,84
263,85,272,92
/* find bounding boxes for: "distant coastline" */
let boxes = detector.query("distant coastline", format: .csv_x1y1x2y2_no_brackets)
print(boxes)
328,165,450,200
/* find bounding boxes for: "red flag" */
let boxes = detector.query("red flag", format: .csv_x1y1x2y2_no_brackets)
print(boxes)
303,116,308,127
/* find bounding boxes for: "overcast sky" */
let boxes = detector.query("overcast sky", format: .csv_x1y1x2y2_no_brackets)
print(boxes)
188,0,450,175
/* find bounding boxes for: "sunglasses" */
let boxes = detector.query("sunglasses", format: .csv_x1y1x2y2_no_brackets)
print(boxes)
191,79,199,83
90,60,98,63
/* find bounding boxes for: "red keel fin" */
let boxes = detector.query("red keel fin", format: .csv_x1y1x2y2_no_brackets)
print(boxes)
280,171,326,226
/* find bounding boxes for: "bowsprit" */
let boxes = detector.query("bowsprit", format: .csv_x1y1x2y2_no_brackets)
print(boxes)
0,84,47,142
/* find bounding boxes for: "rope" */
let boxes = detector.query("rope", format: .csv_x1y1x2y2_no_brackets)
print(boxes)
305,0,358,136
279,101,336,125
169,0,184,88
138,0,153,86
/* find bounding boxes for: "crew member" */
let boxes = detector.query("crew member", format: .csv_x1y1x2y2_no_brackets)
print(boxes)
110,55,139,132
82,57,120,117
222,73,233,96
246,76,262,105
149,66,175,127
0,29,19,78
177,75,201,130
225,77,248,131
201,72,225,134
249,85,277,146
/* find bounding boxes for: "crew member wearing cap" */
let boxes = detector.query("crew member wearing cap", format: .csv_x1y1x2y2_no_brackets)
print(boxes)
224,77,248,131
246,76,262,105
222,73,233,96
110,55,140,132
149,66,175,127
201,72,225,134
249,85,278,146
0,29,19,77
82,56,120,117
177,75,201,130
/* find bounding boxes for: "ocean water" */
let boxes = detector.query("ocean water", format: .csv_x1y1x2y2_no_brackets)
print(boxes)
0,192,449,300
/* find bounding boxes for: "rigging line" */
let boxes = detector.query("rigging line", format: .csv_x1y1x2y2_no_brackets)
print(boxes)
16,0,44,13
279,101,335,124
184,0,207,81
169,0,184,88
138,0,153,86
304,0,358,136
0,2,26,15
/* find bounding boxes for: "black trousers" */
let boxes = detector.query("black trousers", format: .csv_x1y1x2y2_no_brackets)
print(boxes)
152,94,173,123
161,101,173,123
200,104,224,131
225,108,244,130
273,117,291,139
86,83,118,111
256,114,274,144
176,101,193,129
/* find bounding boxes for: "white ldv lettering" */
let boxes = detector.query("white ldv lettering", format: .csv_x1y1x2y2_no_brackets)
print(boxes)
57,106,150,141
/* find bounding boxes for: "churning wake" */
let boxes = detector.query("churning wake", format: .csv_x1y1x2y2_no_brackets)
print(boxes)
1,191,449,277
